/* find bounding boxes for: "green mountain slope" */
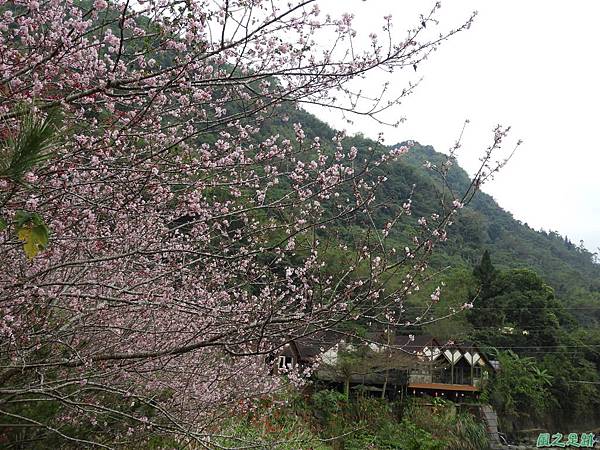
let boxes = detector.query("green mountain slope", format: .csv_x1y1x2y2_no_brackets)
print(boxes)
266,104,600,312
400,144,600,297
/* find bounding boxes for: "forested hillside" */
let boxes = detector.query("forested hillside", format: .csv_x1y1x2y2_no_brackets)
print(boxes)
265,103,600,315
403,145,599,296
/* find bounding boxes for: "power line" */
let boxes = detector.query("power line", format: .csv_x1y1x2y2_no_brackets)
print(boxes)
477,346,600,350
406,306,600,310
468,326,587,329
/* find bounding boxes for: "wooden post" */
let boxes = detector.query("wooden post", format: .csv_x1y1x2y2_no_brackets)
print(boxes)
429,345,433,383
381,326,391,399
344,376,350,400
470,356,474,386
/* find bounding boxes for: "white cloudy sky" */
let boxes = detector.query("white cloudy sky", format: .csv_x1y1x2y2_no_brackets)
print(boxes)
307,1,599,252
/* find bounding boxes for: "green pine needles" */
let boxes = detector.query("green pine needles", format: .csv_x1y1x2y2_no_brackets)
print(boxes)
0,108,57,184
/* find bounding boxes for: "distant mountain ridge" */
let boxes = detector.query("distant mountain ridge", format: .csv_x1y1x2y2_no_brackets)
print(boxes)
397,142,600,297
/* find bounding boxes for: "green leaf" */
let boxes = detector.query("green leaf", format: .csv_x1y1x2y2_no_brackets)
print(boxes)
0,217,6,231
14,210,33,228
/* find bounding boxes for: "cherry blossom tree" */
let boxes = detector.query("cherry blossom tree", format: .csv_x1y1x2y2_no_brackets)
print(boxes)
0,0,514,446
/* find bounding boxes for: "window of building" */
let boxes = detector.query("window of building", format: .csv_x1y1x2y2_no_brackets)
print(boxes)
278,355,294,369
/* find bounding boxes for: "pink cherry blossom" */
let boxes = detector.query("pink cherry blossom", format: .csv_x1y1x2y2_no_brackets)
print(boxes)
0,0,505,445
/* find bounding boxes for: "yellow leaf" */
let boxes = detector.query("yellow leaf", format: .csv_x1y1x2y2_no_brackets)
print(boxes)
17,226,31,242
23,237,40,259
16,223,48,259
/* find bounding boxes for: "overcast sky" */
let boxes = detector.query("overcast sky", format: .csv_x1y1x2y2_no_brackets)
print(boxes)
308,1,599,253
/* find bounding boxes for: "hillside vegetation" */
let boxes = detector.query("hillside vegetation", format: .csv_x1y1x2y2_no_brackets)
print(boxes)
264,104,600,315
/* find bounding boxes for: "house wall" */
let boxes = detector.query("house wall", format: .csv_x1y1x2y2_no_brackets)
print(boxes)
409,367,433,384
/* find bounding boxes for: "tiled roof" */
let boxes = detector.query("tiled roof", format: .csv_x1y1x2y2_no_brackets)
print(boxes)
288,331,494,370
293,330,345,360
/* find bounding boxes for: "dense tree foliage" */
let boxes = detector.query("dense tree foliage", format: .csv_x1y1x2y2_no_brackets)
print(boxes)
482,351,555,434
465,254,600,433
